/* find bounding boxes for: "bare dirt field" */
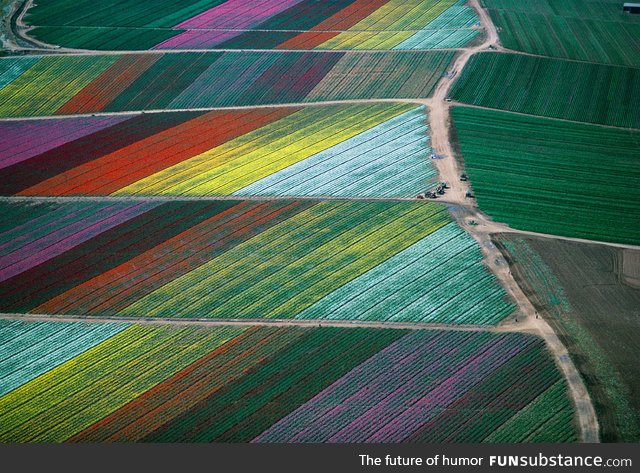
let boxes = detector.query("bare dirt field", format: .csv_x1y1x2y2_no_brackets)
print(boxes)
494,234,640,442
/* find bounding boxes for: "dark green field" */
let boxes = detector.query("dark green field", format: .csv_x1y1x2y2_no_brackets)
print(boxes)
450,53,640,128
483,0,640,67
451,106,640,245
26,0,218,27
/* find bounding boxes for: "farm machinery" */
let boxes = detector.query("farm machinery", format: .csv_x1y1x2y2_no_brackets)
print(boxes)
416,182,448,200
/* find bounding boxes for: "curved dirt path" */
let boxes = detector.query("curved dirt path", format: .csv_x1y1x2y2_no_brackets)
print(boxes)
459,211,601,442
423,0,498,205
422,0,599,443
6,0,58,50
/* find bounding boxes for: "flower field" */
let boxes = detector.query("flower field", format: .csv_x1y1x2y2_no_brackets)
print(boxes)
0,320,127,396
0,321,576,443
483,0,640,67
0,200,513,324
1,104,438,198
451,106,640,245
0,51,453,117
27,0,480,51
449,52,640,128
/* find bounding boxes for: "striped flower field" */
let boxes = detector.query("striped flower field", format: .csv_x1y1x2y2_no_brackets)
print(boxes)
27,0,480,51
0,200,514,325
0,51,453,117
0,321,577,443
0,104,438,198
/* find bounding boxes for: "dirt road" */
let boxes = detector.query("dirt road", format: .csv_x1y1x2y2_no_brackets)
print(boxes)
0,312,496,332
421,0,600,443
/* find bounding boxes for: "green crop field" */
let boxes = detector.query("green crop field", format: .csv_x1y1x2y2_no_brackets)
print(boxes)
449,52,640,128
25,0,219,27
483,0,640,67
451,106,640,245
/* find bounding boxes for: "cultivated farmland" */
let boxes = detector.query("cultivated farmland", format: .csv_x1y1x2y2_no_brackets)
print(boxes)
449,52,640,128
0,104,438,198
0,0,602,447
0,200,513,324
484,0,640,67
26,0,480,51
494,235,640,442
0,321,576,443
451,106,640,245
0,51,453,117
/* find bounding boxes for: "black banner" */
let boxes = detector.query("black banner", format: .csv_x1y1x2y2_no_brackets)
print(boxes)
1,443,638,473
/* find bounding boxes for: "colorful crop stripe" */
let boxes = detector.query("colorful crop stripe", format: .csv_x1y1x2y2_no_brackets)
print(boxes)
28,0,479,51
0,322,577,443
0,319,128,396
0,51,453,118
1,104,438,198
0,201,514,325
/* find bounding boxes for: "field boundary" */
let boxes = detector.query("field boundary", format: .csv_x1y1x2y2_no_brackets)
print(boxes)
0,312,497,332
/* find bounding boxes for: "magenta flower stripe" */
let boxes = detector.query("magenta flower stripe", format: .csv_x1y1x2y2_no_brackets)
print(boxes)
253,331,542,443
175,0,306,29
0,116,130,169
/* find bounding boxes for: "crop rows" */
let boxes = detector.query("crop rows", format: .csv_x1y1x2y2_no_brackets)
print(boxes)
28,26,178,51
252,330,576,443
0,200,512,325
450,52,640,128
0,322,576,443
0,321,246,442
0,200,310,315
0,319,127,396
0,55,119,117
27,0,479,51
25,0,219,28
482,0,640,20
451,106,640,245
115,104,432,196
296,222,513,324
483,0,640,62
234,106,437,198
0,51,453,117
0,201,160,282
0,115,129,169
1,104,436,198
486,7,640,67
116,202,510,323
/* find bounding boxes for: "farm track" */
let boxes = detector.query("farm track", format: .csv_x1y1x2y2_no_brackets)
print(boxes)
8,47,465,55
0,312,497,332
16,24,481,34
424,0,599,443
3,0,601,443
7,0,52,50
